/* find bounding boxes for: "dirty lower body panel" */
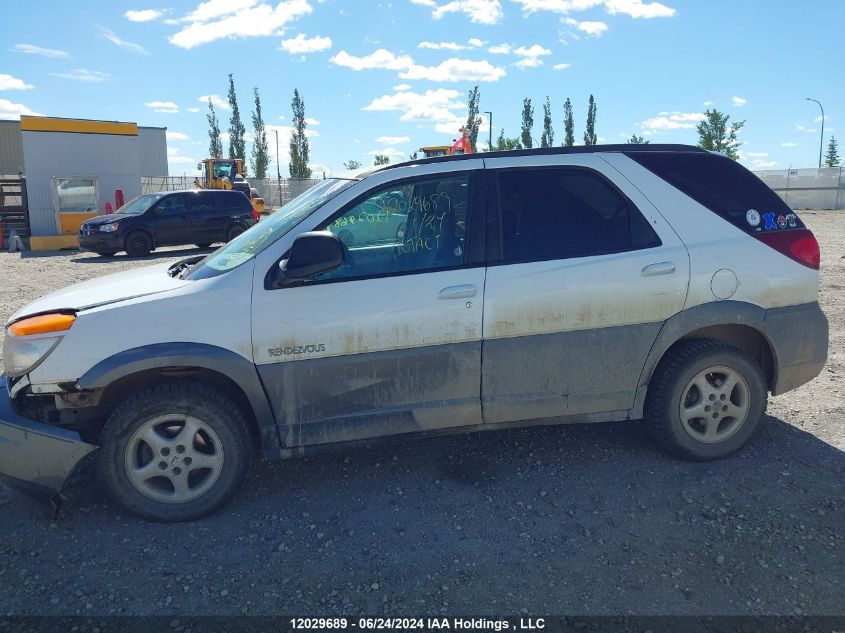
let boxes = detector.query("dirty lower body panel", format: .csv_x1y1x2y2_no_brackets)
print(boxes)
0,374,97,509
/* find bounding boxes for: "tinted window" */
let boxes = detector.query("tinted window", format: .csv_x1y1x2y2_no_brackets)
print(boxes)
216,191,250,211
627,152,804,234
185,194,216,214
156,195,186,214
497,167,659,263
316,174,471,281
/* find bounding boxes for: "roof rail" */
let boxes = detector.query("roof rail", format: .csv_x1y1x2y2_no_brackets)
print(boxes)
383,143,706,170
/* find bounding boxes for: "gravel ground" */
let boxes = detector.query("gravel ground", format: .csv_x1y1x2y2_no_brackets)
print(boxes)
0,214,842,617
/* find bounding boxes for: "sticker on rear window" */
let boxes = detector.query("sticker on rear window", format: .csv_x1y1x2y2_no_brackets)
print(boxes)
746,209,761,227
763,212,777,230
777,214,787,229
787,213,797,228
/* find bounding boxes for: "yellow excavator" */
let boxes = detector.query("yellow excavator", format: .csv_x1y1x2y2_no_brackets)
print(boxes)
195,157,265,216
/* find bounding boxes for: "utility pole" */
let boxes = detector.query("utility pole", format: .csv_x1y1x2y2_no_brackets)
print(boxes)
806,97,825,169
274,129,282,208
484,111,493,151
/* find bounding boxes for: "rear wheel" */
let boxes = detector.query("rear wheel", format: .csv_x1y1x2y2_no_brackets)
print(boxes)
125,231,153,257
226,224,245,242
98,382,252,522
644,340,767,461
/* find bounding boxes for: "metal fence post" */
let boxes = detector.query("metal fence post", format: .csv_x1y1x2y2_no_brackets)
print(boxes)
836,166,843,210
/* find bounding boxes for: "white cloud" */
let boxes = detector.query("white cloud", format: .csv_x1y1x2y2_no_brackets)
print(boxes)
166,131,191,141
169,0,313,49
419,0,503,24
264,123,318,151
102,28,150,54
145,100,180,113
468,37,484,46
186,106,201,113
304,117,320,125
167,145,198,165
367,147,406,160
375,135,411,144
702,100,714,106
401,57,506,81
0,74,33,91
731,95,747,107
198,94,229,110
125,8,165,21
419,40,469,50
364,88,464,130
781,141,798,147
280,33,332,53
796,123,816,133
12,44,69,58
51,68,110,82
330,48,414,71
513,44,551,68
0,98,42,119
393,83,412,91
750,159,778,169
745,151,767,157
563,17,608,36
513,0,675,18
488,43,511,54
553,62,571,70
814,115,826,123
640,111,705,132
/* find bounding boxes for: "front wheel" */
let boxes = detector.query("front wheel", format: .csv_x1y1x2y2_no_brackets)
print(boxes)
125,231,153,257
98,382,252,522
644,340,767,461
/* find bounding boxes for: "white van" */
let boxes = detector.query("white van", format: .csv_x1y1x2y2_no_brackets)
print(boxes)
1,145,828,521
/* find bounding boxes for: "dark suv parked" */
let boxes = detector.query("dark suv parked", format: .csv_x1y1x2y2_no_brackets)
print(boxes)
79,189,258,257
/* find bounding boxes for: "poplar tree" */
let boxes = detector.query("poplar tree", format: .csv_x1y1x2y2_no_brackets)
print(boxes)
250,86,270,178
583,94,597,145
464,85,482,151
562,97,574,147
289,88,312,179
207,101,223,158
540,96,554,148
520,98,534,149
227,73,246,169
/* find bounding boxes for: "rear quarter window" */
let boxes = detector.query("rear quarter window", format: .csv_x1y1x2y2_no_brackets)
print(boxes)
626,151,804,234
218,191,251,212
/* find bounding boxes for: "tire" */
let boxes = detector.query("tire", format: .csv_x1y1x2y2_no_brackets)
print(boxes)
195,243,212,249
226,224,245,242
98,381,252,522
644,339,767,461
124,231,153,257
95,251,117,257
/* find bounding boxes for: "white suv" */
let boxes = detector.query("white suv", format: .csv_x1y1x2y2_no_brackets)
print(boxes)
0,145,828,521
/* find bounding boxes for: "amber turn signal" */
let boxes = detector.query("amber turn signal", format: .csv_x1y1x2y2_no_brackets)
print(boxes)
9,313,76,336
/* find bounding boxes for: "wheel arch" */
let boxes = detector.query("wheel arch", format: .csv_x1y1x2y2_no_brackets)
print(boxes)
124,227,156,249
77,343,281,459
632,301,779,419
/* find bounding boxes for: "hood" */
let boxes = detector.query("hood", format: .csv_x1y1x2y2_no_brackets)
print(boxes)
82,214,136,227
8,262,189,325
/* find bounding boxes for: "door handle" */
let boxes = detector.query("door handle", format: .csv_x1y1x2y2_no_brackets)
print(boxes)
641,261,676,276
438,284,477,299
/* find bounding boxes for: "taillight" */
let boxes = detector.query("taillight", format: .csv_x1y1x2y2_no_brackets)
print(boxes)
755,228,820,270
252,208,259,221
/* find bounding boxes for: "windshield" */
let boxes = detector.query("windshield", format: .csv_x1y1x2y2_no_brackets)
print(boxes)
186,178,356,279
116,193,164,215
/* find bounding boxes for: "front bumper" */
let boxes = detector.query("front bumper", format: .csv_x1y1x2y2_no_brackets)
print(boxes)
0,375,97,509
78,232,122,252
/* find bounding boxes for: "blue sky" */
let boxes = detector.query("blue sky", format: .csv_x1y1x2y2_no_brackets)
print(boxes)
2,0,842,177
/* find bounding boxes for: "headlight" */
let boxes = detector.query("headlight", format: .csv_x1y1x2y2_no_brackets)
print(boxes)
3,313,75,376
99,224,119,232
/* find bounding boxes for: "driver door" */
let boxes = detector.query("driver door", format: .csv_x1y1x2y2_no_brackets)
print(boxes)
148,194,190,245
251,168,486,448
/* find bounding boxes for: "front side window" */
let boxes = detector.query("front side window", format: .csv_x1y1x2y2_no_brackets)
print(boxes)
315,174,471,281
156,195,186,214
497,167,659,263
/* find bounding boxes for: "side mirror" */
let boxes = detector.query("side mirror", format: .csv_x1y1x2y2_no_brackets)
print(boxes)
279,231,344,283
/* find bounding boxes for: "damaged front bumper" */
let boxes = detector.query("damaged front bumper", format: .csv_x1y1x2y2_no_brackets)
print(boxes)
0,374,97,510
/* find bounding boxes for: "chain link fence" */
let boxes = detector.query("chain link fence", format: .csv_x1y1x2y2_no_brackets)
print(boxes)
753,167,844,210
141,176,323,209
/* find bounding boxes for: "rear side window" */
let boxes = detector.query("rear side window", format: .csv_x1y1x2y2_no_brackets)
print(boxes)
216,191,250,211
186,194,218,214
496,167,660,263
627,152,804,234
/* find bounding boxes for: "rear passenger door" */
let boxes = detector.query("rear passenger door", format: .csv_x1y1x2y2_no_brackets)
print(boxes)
481,154,689,424
183,192,219,243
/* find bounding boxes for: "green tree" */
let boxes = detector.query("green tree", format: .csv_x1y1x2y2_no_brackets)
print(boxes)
583,94,597,145
464,85,482,152
520,98,534,149
227,74,246,169
289,88,312,179
206,101,223,158
562,97,574,147
626,134,650,144
250,86,270,178
343,159,362,170
409,152,418,160
495,128,522,151
824,136,840,167
696,108,745,160
540,96,554,148
373,154,390,166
